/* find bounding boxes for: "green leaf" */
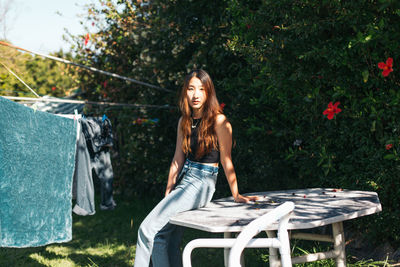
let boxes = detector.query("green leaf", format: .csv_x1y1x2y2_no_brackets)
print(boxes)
384,154,396,160
370,120,376,132
362,70,369,83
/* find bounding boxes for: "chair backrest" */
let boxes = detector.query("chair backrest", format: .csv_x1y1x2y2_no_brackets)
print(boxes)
228,201,295,267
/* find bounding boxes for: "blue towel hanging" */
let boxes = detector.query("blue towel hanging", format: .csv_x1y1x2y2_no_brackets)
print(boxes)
0,96,77,247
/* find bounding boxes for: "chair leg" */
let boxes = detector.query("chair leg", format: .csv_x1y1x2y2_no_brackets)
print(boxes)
332,222,346,267
240,249,245,267
224,232,245,267
278,229,292,267
266,230,280,267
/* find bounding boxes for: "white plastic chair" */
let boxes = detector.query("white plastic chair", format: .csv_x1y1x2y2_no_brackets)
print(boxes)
182,201,295,267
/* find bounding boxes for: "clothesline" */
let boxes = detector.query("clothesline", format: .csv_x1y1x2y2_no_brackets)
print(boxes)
0,42,173,109
0,41,173,93
0,61,40,98
2,96,172,109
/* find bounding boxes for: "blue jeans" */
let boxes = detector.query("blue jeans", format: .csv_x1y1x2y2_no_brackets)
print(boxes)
134,159,218,267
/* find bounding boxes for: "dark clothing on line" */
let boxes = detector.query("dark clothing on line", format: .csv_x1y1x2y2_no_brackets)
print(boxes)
72,117,116,215
72,128,95,215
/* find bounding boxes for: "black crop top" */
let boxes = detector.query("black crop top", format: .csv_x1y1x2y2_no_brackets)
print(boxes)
187,119,220,163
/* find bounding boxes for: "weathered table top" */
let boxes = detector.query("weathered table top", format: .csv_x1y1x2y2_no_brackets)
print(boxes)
170,188,382,232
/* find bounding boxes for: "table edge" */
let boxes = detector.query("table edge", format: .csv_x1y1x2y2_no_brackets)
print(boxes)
170,203,382,233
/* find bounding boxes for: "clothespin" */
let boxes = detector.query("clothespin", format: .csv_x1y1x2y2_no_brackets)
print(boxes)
133,117,159,125
133,118,143,125
74,109,80,141
74,109,78,121
32,103,38,112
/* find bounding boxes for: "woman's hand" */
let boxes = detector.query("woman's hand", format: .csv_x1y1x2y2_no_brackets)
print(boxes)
234,194,261,203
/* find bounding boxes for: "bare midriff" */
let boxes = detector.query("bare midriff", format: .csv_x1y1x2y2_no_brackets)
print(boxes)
199,162,219,167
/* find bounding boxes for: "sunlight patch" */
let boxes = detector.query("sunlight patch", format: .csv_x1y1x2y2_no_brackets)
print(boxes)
73,221,84,227
79,244,127,257
46,246,74,257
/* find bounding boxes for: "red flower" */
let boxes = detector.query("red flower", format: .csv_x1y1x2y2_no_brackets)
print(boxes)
323,101,342,120
386,144,393,150
84,33,90,46
51,86,56,91
246,24,251,29
378,57,393,77
220,102,226,111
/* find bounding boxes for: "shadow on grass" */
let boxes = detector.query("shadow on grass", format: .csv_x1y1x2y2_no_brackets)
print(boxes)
0,196,158,267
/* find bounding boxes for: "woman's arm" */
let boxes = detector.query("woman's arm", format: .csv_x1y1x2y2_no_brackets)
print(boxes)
215,114,259,203
165,117,186,197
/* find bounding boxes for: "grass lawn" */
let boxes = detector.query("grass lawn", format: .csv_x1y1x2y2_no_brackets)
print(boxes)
0,195,151,267
0,196,391,266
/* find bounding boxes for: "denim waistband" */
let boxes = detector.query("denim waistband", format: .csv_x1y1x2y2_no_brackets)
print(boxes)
184,159,218,173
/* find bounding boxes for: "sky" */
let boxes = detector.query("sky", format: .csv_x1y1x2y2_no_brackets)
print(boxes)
5,0,95,54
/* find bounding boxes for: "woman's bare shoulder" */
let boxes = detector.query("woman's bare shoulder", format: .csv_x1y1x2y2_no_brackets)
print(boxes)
215,114,231,130
177,116,186,126
215,113,227,123
176,116,184,133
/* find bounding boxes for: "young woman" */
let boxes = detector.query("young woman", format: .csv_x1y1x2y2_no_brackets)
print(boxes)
134,69,258,267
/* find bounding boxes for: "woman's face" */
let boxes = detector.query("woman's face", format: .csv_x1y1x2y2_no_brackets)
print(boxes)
187,77,207,114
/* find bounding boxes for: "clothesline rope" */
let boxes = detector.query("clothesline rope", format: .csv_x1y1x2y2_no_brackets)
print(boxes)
0,61,40,98
2,96,173,109
0,42,173,109
0,41,173,93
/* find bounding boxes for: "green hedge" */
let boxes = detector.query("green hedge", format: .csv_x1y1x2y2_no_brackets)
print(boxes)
224,0,400,244
73,0,400,245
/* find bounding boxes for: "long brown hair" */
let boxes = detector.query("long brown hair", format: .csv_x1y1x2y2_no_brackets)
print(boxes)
179,69,222,159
